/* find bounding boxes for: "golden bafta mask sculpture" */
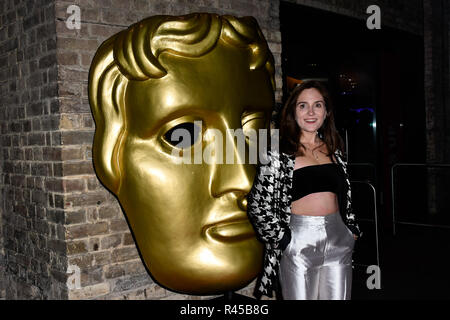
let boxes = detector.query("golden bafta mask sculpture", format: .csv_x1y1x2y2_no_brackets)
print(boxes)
88,13,275,294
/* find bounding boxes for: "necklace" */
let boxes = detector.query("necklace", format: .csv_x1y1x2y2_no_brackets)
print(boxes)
301,143,322,160
308,147,319,160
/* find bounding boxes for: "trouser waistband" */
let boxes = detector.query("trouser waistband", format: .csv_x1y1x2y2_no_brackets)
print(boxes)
290,211,341,226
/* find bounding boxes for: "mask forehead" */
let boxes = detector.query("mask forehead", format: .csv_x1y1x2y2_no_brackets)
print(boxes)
124,42,274,137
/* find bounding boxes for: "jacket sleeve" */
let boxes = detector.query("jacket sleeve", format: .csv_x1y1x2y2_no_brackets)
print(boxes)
247,152,285,246
336,150,363,238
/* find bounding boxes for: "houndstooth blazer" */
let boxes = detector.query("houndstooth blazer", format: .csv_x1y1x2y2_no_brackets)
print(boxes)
247,149,362,299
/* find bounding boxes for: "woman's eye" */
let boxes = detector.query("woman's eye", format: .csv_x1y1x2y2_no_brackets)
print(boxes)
163,122,201,148
315,103,323,108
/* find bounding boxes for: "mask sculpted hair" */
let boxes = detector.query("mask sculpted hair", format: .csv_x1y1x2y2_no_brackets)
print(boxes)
89,13,275,193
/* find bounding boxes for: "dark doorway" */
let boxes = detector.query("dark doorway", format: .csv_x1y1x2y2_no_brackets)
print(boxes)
280,1,429,298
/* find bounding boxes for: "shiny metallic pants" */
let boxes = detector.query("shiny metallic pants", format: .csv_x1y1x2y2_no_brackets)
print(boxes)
279,212,355,300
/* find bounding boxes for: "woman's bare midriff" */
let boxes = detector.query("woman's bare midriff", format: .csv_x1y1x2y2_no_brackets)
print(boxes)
290,191,339,216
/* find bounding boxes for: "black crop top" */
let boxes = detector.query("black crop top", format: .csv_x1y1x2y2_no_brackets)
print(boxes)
290,163,346,202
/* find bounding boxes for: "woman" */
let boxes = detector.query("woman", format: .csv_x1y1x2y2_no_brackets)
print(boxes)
247,80,362,300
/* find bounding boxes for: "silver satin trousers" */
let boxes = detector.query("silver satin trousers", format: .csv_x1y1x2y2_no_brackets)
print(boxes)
279,211,355,300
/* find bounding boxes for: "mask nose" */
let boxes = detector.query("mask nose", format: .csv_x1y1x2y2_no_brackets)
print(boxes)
210,128,255,199
210,161,254,199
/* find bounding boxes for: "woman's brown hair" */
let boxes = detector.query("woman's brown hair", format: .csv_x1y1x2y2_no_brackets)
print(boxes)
279,80,344,157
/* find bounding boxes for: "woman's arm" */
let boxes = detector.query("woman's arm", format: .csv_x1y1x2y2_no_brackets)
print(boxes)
335,150,363,239
247,151,285,246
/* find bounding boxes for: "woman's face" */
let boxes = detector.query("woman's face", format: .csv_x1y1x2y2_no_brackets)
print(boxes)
295,88,328,134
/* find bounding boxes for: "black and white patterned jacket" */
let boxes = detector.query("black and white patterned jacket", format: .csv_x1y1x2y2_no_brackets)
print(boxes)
247,149,362,299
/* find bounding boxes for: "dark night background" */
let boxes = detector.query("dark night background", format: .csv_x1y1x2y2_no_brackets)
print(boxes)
280,1,450,299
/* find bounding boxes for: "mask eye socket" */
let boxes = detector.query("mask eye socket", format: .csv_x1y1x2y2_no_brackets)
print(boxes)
163,121,201,149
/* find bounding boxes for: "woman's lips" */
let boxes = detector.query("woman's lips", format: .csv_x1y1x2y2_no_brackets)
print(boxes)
204,219,256,243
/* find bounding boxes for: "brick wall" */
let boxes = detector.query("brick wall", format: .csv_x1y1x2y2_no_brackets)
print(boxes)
424,0,450,163
0,0,283,301
0,205,4,299
424,0,450,215
53,0,282,300
0,0,67,299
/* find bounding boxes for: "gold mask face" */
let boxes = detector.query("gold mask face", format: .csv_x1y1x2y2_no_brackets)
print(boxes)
89,13,275,294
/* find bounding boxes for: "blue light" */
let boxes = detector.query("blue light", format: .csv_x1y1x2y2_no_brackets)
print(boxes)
349,107,375,114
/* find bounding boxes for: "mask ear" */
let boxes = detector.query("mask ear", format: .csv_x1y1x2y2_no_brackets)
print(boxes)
88,36,128,194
